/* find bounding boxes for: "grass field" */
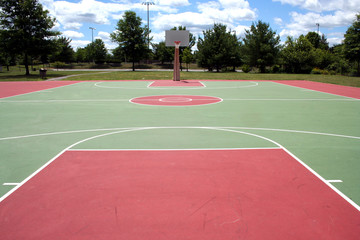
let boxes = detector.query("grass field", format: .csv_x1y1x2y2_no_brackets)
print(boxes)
1,67,360,87
0,80,359,239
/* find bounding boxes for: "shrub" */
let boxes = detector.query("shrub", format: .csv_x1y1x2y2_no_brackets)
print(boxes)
242,64,251,73
53,61,66,69
271,65,280,73
311,68,322,74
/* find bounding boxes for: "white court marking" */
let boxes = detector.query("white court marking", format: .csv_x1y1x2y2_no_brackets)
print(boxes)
0,126,359,212
94,81,259,90
159,97,193,102
0,98,358,103
3,183,20,186
1,126,360,141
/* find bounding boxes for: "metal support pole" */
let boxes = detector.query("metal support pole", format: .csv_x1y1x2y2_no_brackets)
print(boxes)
173,42,180,81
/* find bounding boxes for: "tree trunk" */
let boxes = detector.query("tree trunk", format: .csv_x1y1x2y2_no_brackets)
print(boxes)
24,54,30,76
132,61,135,71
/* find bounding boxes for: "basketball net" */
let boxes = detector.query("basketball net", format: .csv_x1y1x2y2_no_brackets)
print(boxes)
174,41,181,49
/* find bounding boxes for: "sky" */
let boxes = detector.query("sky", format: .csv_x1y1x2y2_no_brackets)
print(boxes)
39,0,360,50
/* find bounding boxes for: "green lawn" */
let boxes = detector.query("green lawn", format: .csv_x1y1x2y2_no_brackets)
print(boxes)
67,71,360,87
1,67,360,87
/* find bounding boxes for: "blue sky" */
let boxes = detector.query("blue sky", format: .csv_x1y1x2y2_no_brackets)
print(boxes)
39,0,360,50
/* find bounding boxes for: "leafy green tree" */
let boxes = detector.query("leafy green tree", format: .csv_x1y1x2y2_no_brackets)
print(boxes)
152,41,173,64
112,46,125,63
197,23,242,72
242,21,280,73
182,48,193,71
0,0,60,75
75,48,86,62
85,39,108,64
281,35,316,73
110,11,148,71
51,37,75,63
329,44,350,74
305,32,329,50
344,14,360,75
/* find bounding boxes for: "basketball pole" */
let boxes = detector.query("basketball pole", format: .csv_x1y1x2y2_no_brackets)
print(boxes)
173,41,181,81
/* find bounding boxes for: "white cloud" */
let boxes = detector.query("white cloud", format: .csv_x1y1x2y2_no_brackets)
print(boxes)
150,31,166,44
97,31,111,40
272,0,360,12
62,30,85,39
156,0,190,7
71,40,91,49
233,25,250,38
40,0,182,31
152,0,256,34
95,31,118,50
279,10,356,39
274,17,283,26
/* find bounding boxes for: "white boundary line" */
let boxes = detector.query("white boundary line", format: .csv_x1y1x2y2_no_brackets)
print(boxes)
94,81,259,90
223,98,359,101
1,126,359,141
68,147,281,151
1,126,359,212
1,98,358,103
327,180,343,183
0,99,131,103
0,128,141,203
147,80,207,89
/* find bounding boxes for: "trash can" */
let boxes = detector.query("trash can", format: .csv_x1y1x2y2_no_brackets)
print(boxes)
39,68,47,79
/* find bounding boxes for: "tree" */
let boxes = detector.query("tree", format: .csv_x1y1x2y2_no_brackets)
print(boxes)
0,0,60,75
344,14,360,75
112,46,125,63
305,32,329,50
242,21,280,73
152,41,173,64
197,23,242,72
182,48,193,71
75,48,86,62
51,37,75,63
110,11,148,71
85,39,107,63
281,35,316,73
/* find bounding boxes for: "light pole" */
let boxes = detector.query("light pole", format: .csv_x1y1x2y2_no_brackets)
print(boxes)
142,1,155,49
89,27,96,63
89,27,96,43
316,23,320,35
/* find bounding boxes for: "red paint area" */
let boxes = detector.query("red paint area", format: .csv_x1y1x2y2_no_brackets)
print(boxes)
149,80,204,87
0,81,80,98
1,149,359,240
274,80,360,99
130,95,222,106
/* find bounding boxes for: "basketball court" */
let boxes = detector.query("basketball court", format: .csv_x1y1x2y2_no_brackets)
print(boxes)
0,80,359,239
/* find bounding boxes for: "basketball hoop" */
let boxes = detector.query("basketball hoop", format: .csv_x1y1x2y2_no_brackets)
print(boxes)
174,41,181,49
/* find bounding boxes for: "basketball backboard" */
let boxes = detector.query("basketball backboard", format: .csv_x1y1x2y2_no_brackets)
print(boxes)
165,30,189,47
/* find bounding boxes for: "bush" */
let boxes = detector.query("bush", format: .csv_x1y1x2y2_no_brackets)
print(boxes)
242,64,251,73
311,68,322,74
53,61,66,69
271,65,281,73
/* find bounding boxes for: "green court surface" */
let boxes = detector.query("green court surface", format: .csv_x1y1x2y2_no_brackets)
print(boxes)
0,80,359,207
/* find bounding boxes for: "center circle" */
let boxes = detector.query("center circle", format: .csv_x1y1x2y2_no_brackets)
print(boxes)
159,97,193,102
130,95,222,106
